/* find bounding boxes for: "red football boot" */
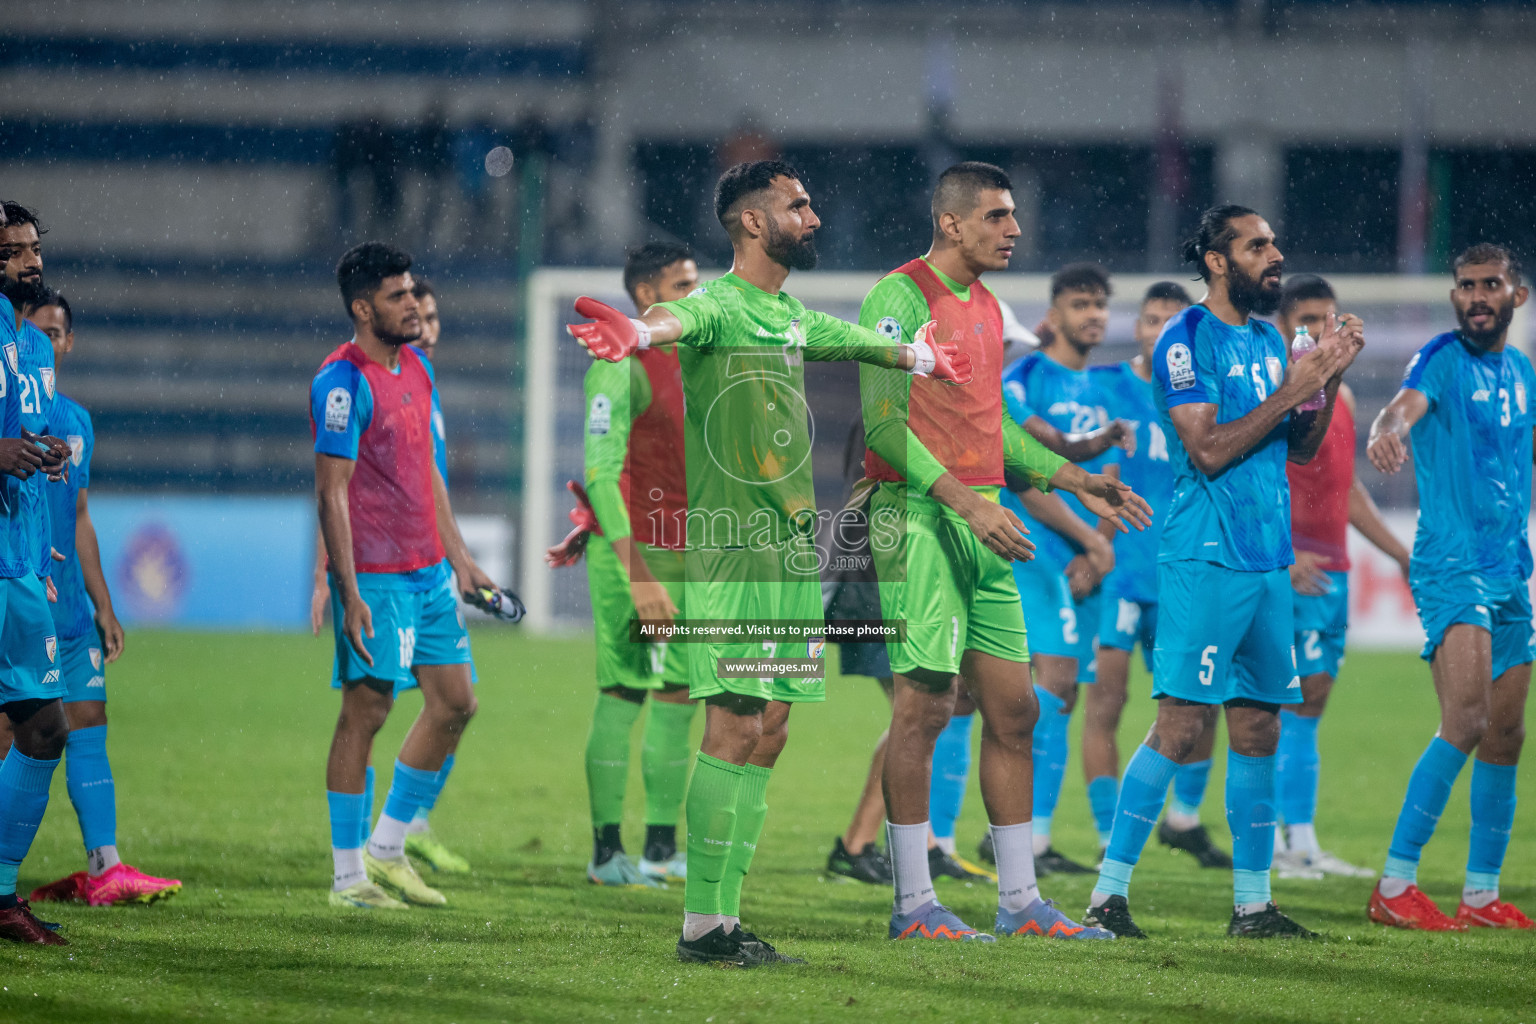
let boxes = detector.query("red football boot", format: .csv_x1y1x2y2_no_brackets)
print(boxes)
28,871,86,904
1456,898,1536,930
0,901,68,945
1368,883,1466,931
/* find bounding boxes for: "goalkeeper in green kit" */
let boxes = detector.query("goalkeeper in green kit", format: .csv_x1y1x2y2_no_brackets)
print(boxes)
862,162,1151,942
569,160,973,966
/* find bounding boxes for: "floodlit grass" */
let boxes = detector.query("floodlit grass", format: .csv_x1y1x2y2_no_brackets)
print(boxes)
3,632,1533,1023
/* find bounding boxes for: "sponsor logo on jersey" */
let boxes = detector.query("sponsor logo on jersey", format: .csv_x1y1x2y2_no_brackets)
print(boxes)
67,435,84,467
1167,343,1195,390
39,367,54,400
89,647,102,671
874,316,903,343
1265,356,1284,387
324,387,351,432
1472,389,1491,402
44,635,56,663
3,342,16,375
41,669,59,685
87,675,105,688
1228,364,1245,377
588,393,612,435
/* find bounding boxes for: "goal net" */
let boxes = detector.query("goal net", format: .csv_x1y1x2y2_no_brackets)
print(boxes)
521,268,1528,645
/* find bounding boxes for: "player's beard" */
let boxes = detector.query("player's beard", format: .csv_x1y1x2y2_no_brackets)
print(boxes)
369,303,423,347
0,271,46,309
1456,299,1515,347
1227,260,1282,316
763,219,818,272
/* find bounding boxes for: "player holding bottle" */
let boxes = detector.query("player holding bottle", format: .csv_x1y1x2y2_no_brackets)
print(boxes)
546,242,700,888
1084,281,1231,868
22,291,181,908
1084,205,1361,939
1270,274,1407,880
314,243,502,911
1366,244,1536,931
860,162,1149,943
569,160,974,967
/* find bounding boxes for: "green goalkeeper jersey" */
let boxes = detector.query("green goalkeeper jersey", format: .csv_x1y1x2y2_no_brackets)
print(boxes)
657,274,904,560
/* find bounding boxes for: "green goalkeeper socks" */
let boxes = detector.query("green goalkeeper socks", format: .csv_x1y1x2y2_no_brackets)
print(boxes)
684,753,743,914
642,699,697,827
585,691,643,830
720,762,771,919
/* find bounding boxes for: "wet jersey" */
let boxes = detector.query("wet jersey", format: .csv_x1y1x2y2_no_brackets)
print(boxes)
655,273,906,560
16,320,55,576
1153,305,1293,572
859,260,1063,508
1001,350,1110,567
1287,395,1355,573
583,347,687,549
311,341,445,588
1402,331,1535,585
46,393,94,639
0,297,31,579
1092,360,1172,603
412,348,449,485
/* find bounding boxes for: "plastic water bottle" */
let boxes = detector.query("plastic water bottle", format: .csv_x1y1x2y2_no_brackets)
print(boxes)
1290,325,1327,412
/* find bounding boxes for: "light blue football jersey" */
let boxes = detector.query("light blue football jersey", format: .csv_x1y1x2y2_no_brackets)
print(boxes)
1402,331,1535,585
0,297,35,579
1092,360,1173,603
1152,304,1293,573
46,393,94,639
1000,349,1110,567
16,319,56,576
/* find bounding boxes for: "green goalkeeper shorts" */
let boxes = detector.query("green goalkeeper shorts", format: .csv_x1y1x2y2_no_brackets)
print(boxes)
682,546,826,704
586,535,687,690
870,481,1029,680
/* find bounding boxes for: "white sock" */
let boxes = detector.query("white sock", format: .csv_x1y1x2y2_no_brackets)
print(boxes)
1164,808,1199,831
888,821,935,916
406,809,431,836
1288,823,1319,855
991,822,1040,913
1378,876,1412,899
1462,887,1498,908
1235,900,1269,916
332,847,366,891
1273,825,1288,856
1031,816,1052,855
366,813,410,860
682,912,729,941
87,845,121,877
934,836,956,856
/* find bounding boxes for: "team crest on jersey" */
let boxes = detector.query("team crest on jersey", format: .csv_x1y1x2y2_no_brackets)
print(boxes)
2,342,16,375
807,639,825,660
1166,343,1195,390
44,635,56,663
89,647,102,671
1265,356,1284,387
786,318,806,348
874,316,903,343
588,394,612,435
324,387,351,432
39,367,54,400
67,435,84,467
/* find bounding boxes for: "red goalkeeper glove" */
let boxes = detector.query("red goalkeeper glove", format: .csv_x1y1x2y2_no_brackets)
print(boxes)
567,296,650,362
545,480,602,568
909,321,974,386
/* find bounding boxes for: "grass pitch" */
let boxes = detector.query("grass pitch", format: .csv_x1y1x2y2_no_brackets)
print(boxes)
2,631,1533,1023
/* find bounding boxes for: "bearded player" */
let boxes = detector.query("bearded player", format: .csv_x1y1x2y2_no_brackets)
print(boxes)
21,291,180,908
314,243,501,911
1366,244,1535,931
1084,282,1230,868
569,160,973,966
860,162,1150,942
546,242,699,888
1269,274,1407,881
1084,205,1361,939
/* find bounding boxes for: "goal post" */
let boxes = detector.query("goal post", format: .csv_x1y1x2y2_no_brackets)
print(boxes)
520,268,1523,636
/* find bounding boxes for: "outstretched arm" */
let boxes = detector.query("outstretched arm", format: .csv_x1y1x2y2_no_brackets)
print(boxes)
1019,414,1135,463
